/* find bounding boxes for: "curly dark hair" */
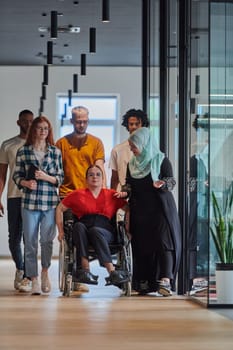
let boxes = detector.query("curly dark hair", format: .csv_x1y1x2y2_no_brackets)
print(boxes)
121,109,149,131
18,109,33,118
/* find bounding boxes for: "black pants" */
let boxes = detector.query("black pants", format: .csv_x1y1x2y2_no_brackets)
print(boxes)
72,222,114,266
7,198,24,270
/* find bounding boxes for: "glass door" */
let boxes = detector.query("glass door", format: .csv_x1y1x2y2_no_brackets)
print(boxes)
208,0,233,306
188,0,210,304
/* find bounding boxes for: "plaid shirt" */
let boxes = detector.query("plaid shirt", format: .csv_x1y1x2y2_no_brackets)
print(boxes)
13,144,64,211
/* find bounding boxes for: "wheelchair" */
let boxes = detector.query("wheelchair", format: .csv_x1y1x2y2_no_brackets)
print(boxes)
59,210,133,297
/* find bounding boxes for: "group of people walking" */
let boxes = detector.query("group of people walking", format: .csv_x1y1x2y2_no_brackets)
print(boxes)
0,106,181,296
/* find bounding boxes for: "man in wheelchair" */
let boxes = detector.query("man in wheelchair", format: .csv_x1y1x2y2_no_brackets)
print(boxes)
56,165,130,287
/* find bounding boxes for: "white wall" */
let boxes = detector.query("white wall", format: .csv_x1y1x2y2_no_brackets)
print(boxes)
0,65,142,257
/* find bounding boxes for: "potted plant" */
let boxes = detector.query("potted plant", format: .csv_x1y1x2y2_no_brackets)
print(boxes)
210,182,233,303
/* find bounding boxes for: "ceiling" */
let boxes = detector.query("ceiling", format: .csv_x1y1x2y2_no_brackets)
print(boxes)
0,0,142,67
0,1,229,69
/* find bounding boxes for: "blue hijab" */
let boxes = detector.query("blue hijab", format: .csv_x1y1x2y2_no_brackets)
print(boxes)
128,127,165,181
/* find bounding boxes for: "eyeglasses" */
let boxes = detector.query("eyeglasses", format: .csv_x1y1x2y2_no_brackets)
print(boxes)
75,120,88,125
87,172,102,178
36,127,50,132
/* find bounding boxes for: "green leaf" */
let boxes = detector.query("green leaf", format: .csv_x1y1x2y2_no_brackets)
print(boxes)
210,184,233,264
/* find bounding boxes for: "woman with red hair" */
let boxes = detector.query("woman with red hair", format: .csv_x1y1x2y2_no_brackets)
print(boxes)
13,116,64,295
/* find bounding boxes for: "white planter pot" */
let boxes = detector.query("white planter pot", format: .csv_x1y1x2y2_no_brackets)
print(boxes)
216,263,233,304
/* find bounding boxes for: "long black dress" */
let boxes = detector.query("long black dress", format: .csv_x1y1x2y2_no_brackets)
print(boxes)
126,157,181,293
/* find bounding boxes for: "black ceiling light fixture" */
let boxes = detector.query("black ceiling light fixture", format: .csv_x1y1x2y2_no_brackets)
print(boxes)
68,89,72,106
102,0,110,22
81,53,86,75
64,103,67,118
43,65,48,85
39,25,80,34
42,83,46,100
73,74,78,92
61,103,67,126
89,27,96,53
40,97,44,114
50,11,58,39
195,75,200,94
47,41,53,64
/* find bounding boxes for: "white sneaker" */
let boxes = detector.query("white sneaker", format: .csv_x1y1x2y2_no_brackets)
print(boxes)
18,278,32,292
158,280,173,297
73,282,89,292
41,271,51,293
14,269,24,290
190,279,208,296
31,279,41,295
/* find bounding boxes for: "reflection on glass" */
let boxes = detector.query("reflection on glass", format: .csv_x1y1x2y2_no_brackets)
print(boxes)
209,1,233,305
189,114,209,299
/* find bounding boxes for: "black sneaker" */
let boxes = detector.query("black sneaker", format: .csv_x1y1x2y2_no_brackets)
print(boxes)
106,270,129,286
76,270,98,285
137,280,151,295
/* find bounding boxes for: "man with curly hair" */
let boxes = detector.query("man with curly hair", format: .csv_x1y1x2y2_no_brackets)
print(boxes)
109,109,149,190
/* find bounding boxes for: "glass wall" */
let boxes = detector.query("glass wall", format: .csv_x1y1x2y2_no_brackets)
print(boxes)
149,0,160,140
167,0,179,185
188,0,210,305
187,0,233,306
149,0,179,181
208,1,233,306
148,0,233,306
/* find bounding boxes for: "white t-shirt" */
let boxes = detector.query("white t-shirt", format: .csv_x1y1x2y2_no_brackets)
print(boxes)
109,139,132,190
0,135,25,198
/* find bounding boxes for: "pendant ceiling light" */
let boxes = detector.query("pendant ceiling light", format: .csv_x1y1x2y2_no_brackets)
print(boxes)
47,41,53,64
81,54,86,75
43,65,48,85
195,75,200,94
89,27,96,53
102,0,110,22
64,103,67,118
68,89,72,106
50,11,58,39
73,74,78,92
40,97,44,113
42,83,46,100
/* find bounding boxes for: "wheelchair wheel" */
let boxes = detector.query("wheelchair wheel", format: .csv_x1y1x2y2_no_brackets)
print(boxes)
124,280,132,297
63,273,72,297
59,239,73,292
124,241,133,296
124,239,133,296
58,240,65,292
117,238,133,297
125,239,133,277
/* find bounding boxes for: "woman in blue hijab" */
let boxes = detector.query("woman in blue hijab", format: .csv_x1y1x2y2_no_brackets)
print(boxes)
125,127,181,296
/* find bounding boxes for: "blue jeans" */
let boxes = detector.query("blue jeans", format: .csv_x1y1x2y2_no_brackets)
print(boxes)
22,208,56,278
7,198,24,270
